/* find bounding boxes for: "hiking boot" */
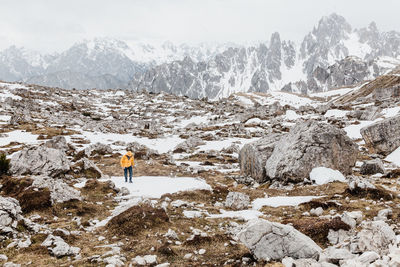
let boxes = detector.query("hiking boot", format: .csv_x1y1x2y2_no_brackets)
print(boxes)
129,180,132,183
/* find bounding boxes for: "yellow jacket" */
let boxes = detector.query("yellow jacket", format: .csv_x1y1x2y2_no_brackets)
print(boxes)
120,152,134,168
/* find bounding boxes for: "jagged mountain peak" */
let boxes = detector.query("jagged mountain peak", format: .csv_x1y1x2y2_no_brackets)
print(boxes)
130,14,400,99
317,13,352,33
307,13,352,49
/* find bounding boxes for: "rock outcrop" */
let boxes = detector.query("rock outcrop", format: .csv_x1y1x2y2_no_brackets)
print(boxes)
173,137,205,153
31,176,82,204
356,220,397,254
10,145,70,177
240,121,358,183
0,197,23,234
44,136,70,152
224,192,250,210
265,121,358,182
84,142,113,157
239,132,285,183
41,234,80,258
71,158,103,178
237,219,321,261
125,142,159,160
360,115,400,155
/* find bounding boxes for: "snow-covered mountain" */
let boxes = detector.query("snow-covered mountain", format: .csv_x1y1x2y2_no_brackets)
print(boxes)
0,38,231,89
1,14,400,94
0,46,51,82
130,13,400,99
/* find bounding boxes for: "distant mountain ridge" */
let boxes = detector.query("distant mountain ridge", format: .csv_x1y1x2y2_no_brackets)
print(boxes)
130,13,400,99
1,13,400,96
0,38,231,89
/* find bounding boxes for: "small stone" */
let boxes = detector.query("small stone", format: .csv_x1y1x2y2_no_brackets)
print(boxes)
224,192,250,210
184,253,192,259
310,207,323,216
360,159,385,175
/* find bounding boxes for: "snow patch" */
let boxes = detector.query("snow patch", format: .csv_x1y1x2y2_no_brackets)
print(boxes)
309,167,346,185
325,109,348,118
95,176,211,227
207,209,262,221
252,196,321,210
386,146,400,167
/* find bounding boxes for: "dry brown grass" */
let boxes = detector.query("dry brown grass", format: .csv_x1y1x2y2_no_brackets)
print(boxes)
0,177,52,213
283,217,350,247
31,127,79,139
107,203,169,237
345,184,395,200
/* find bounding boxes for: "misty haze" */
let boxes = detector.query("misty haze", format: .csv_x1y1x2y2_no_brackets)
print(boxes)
1,1,400,266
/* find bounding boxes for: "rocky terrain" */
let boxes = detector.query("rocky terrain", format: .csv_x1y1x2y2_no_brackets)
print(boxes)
0,67,400,267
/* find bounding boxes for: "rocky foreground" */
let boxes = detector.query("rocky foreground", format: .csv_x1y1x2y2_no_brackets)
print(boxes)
0,71,400,266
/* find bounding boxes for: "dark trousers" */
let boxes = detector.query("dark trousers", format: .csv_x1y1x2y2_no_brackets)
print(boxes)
124,166,133,182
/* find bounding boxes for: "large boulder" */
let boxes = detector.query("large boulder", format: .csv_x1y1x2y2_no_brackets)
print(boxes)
71,158,103,178
126,142,159,159
239,132,285,183
31,176,82,204
44,136,69,152
265,121,358,183
237,219,321,261
360,115,400,155
10,145,70,177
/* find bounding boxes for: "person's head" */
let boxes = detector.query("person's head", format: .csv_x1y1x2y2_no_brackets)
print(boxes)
126,151,133,157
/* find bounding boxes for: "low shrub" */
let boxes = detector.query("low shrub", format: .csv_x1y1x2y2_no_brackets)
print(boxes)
0,153,10,176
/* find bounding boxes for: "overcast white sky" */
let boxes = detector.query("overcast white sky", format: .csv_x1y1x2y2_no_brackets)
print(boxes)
0,0,399,53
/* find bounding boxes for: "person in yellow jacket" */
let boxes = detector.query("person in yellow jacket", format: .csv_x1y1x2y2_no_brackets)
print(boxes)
120,151,135,183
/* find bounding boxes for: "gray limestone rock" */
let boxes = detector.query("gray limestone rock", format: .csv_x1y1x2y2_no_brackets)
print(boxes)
125,142,159,160
356,220,397,254
173,137,205,153
239,132,285,183
41,234,80,258
321,247,355,265
361,115,400,155
10,145,71,177
72,158,103,178
31,176,82,204
265,121,358,183
44,136,69,152
282,257,336,267
84,142,113,156
0,197,23,234
360,159,385,175
224,192,250,210
237,219,321,261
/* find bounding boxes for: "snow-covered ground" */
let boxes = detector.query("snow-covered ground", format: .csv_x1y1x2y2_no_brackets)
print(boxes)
0,130,39,147
386,147,400,167
95,176,212,227
309,167,346,185
252,196,321,210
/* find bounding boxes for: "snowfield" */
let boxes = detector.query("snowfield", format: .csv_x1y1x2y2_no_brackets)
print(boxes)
110,176,212,199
